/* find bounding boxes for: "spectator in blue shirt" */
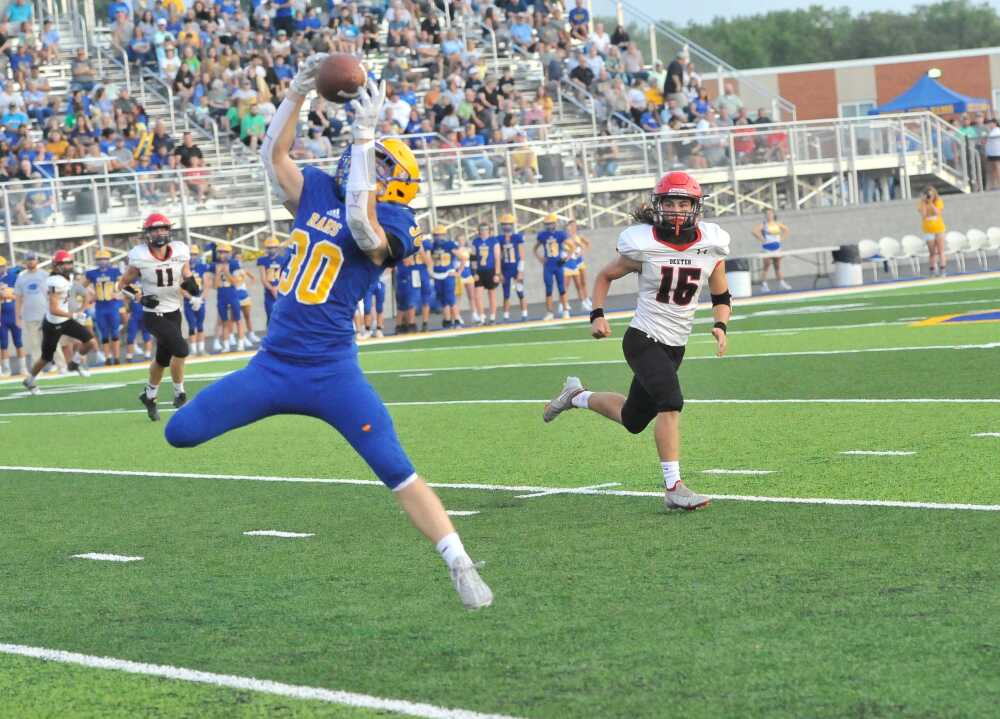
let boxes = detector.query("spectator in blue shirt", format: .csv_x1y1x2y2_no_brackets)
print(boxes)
1,105,28,129
640,102,661,133
272,0,295,35
4,0,33,23
568,0,590,41
459,124,493,181
272,54,294,81
510,13,534,50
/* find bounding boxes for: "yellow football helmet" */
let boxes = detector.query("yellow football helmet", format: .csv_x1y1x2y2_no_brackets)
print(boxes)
499,213,516,225
375,138,421,206
0,256,7,267
190,244,201,255
432,225,447,236
217,242,232,253
95,249,112,260
263,237,280,248
543,213,558,224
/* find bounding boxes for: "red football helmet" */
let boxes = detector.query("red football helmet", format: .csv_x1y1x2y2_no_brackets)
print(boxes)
51,250,74,275
651,171,705,234
143,212,173,247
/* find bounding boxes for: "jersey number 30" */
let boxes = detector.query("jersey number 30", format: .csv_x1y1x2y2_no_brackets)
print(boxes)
656,266,701,306
278,229,344,304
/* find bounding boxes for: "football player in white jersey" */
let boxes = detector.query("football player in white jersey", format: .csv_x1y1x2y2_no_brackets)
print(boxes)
118,213,203,420
21,250,99,394
543,171,732,510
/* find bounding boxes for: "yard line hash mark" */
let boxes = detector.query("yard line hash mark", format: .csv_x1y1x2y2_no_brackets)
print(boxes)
5,466,999,512
447,511,481,517
515,482,621,499
972,433,1000,438
840,450,916,456
243,530,315,538
72,553,143,562
702,469,774,475
0,644,523,719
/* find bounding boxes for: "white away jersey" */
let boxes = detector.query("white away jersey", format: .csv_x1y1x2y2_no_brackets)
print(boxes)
617,221,730,347
127,241,191,313
44,274,72,324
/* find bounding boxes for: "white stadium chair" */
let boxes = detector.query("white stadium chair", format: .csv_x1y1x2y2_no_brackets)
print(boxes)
900,234,927,275
987,227,1000,260
877,236,902,279
858,238,884,281
944,231,968,273
964,229,990,270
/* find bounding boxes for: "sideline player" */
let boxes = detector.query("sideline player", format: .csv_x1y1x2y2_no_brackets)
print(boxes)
542,171,732,511
213,243,246,351
0,256,25,375
472,221,500,324
415,233,433,332
83,249,123,365
497,214,528,322
363,272,386,338
234,257,261,344
165,62,492,609
256,237,285,325
535,214,569,319
183,244,211,355
394,255,418,334
22,251,98,393
119,213,203,420
430,225,458,329
564,219,592,312
456,245,476,325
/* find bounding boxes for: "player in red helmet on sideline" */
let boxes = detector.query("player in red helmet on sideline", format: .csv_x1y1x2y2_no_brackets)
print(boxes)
117,213,203,420
22,250,99,394
542,171,733,511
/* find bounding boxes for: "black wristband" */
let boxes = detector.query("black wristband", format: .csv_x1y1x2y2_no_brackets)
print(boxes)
589,308,605,322
713,321,728,334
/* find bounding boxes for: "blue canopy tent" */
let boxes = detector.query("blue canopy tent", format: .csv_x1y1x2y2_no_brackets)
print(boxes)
868,75,990,115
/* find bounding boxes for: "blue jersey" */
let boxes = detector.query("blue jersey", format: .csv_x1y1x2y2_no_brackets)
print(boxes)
213,258,242,297
498,233,524,272
85,266,122,306
186,261,210,301
537,229,568,268
472,235,498,271
256,252,286,289
431,239,458,275
1,269,18,317
263,166,419,362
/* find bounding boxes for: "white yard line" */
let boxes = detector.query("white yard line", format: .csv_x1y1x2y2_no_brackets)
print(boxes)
702,469,774,475
399,373,433,378
3,396,1000,419
972,433,1000,438
71,553,143,562
446,511,481,517
3,465,999,512
840,450,916,456
243,530,314,538
514,482,621,499
0,643,521,719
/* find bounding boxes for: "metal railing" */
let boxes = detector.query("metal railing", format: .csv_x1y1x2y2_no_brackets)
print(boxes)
2,113,981,244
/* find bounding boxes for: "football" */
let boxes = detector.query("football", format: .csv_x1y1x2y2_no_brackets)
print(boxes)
315,53,366,104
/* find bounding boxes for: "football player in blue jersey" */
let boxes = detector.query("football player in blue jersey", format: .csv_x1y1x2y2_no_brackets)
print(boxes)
183,244,211,355
394,254,418,334
0,256,24,375
256,237,286,325
534,214,570,320
124,295,153,362
497,213,528,322
83,249,123,365
213,243,247,352
362,273,386,338
415,233,433,332
430,225,458,329
165,59,492,609
472,222,501,324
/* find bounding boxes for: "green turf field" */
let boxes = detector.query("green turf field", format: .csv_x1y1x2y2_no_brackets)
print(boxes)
2,277,999,718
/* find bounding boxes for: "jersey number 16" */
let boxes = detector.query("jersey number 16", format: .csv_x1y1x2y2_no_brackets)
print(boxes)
656,266,701,306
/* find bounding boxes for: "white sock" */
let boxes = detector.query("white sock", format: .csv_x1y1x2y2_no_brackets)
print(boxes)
174,382,185,396
661,461,680,491
145,383,159,400
72,351,83,364
571,390,592,409
435,532,470,570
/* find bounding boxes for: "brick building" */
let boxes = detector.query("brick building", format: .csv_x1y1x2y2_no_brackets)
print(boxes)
715,47,1000,121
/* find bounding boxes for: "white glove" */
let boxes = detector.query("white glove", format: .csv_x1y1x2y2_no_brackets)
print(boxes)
290,52,329,97
190,295,203,311
350,78,386,143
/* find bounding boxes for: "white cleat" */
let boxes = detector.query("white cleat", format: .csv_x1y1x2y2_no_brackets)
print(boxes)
212,338,222,353
779,280,792,291
562,309,571,319
22,377,39,395
760,281,770,293
543,312,554,321
247,332,261,344
237,339,247,352
543,376,584,423
375,329,384,338
449,556,493,610
664,482,711,511
581,298,593,312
